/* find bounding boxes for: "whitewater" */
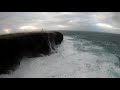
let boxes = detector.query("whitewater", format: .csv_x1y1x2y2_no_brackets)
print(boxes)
0,33,120,78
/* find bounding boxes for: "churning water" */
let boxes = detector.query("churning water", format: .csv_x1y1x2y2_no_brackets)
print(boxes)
1,31,120,78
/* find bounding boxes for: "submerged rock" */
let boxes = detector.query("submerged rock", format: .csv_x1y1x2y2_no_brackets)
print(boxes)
0,31,63,74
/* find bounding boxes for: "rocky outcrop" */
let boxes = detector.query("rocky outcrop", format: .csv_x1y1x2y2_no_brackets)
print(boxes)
0,31,63,74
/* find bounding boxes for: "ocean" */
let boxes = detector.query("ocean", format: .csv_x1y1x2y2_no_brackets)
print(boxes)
1,31,120,78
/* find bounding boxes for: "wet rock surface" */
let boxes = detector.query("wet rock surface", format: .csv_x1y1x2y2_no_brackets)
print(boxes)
0,31,63,74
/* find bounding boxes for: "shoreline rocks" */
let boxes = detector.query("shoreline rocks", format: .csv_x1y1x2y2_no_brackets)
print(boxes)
0,31,63,74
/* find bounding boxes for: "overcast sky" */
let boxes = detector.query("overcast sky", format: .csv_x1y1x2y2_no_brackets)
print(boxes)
0,12,120,34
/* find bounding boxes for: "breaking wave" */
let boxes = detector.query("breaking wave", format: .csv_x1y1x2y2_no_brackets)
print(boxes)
0,35,120,78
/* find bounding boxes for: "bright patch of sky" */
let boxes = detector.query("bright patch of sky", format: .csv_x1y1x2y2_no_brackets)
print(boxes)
0,12,120,34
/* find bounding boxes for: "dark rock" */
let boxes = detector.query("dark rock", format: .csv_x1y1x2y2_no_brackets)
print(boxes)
0,31,63,74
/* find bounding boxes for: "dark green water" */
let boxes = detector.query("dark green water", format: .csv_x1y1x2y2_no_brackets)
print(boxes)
1,31,120,78
61,31,120,58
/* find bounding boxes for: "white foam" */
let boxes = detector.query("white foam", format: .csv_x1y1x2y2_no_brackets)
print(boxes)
0,36,120,78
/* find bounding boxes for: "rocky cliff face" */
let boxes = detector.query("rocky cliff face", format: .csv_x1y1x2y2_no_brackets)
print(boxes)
0,31,63,74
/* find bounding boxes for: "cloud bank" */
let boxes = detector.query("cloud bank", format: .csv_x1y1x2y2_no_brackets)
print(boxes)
0,12,120,34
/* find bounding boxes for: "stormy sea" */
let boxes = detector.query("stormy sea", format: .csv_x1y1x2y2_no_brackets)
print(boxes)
1,30,120,78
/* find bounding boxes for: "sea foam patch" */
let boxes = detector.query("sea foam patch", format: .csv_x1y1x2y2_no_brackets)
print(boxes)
0,36,120,78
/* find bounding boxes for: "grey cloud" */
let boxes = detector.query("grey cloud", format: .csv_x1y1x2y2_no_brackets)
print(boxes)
0,12,120,34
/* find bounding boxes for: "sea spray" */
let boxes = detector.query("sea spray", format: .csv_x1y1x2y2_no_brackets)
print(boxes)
1,31,120,78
